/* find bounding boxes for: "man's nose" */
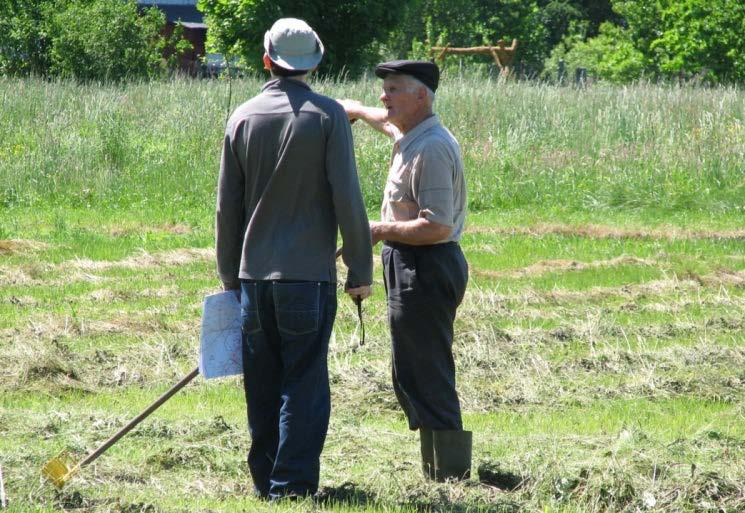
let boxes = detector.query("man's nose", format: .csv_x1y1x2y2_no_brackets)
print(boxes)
379,92,388,103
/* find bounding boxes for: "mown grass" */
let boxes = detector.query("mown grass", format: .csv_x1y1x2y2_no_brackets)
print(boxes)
1,75,744,513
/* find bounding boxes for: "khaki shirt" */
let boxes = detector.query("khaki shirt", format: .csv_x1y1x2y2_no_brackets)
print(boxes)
382,115,466,243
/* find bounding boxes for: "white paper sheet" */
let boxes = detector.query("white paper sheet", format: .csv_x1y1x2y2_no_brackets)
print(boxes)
199,291,243,379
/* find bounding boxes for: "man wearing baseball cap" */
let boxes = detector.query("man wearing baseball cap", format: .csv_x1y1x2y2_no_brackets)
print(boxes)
216,18,373,500
339,61,471,481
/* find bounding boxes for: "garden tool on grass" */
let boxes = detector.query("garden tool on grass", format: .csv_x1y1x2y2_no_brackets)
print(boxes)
44,286,245,488
1,463,7,509
42,367,199,489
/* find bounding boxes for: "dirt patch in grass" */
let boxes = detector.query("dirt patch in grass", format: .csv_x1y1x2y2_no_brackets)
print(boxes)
542,276,702,304
3,294,38,307
469,223,745,241
0,265,46,285
3,246,211,287
146,446,224,472
473,255,656,279
66,248,213,272
109,223,193,237
0,338,91,393
0,239,52,254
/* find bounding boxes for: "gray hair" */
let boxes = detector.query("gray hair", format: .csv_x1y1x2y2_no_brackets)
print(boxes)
401,75,436,105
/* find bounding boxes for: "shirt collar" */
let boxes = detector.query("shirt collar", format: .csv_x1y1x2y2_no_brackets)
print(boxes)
397,115,440,152
261,78,312,92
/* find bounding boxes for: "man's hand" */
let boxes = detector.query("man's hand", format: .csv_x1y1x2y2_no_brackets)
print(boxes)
346,285,372,301
223,283,240,301
336,99,393,137
337,98,363,122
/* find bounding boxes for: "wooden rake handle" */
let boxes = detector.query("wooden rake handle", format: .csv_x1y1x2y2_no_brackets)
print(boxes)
77,367,200,469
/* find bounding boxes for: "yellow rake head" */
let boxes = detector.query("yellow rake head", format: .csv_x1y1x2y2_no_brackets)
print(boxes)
42,451,80,489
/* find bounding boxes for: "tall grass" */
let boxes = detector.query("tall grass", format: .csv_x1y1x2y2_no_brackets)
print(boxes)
1,75,743,214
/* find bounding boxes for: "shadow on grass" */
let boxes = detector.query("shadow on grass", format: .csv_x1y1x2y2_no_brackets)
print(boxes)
316,480,521,512
315,481,376,507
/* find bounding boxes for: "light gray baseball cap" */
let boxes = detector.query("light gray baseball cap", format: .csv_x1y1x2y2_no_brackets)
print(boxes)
263,18,324,71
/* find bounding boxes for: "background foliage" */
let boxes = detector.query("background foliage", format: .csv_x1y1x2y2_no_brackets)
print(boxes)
199,0,744,83
0,0,186,81
387,0,549,75
0,0,743,83
615,0,745,83
197,0,400,75
47,0,168,82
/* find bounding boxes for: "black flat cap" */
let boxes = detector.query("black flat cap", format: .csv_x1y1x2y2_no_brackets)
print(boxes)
374,60,440,93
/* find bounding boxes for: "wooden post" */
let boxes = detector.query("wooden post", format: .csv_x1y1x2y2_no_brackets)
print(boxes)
431,39,518,78
436,43,451,62
574,67,587,88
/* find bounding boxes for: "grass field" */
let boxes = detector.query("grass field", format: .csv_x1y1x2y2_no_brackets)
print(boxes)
0,75,744,513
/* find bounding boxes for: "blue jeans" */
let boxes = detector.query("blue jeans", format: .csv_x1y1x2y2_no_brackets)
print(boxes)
240,280,336,499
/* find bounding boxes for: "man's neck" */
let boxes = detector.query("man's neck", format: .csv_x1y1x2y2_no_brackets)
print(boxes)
395,110,434,135
271,74,308,83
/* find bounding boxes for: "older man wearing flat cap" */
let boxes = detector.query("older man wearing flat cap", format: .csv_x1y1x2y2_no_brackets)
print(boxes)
339,60,470,481
216,18,373,500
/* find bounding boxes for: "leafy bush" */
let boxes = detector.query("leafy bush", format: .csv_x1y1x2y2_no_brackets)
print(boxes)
0,0,55,76
644,0,745,82
550,0,745,84
47,0,169,82
0,0,187,82
544,22,646,83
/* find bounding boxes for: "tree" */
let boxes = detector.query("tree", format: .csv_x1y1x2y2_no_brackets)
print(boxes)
47,0,169,82
538,1,585,49
544,22,645,83
537,0,620,48
197,0,400,76
621,0,745,82
0,0,188,81
545,0,745,83
0,0,57,76
388,0,550,75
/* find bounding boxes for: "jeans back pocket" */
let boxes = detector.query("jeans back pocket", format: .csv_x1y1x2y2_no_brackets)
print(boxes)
273,282,321,336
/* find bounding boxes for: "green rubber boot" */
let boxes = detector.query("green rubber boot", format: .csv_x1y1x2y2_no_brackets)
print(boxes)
433,430,472,482
420,429,435,479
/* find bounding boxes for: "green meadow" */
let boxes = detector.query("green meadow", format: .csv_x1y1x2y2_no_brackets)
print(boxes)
0,74,743,513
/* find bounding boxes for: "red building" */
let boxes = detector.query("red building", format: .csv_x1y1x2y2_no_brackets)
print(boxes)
137,0,207,75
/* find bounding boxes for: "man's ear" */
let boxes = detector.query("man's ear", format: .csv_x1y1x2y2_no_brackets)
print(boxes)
262,54,272,71
417,85,428,101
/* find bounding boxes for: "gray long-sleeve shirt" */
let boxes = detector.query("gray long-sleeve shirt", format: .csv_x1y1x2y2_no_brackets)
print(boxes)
216,78,373,289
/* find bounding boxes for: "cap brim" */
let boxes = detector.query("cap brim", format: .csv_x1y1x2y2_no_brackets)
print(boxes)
268,51,323,71
264,31,324,71
374,66,397,79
